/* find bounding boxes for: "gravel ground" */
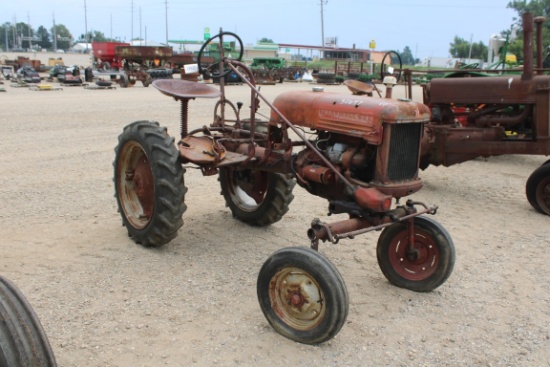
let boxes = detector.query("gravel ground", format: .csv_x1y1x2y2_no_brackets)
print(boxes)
0,76,549,367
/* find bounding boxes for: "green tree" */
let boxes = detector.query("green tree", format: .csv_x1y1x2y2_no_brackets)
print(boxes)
0,22,13,51
51,24,72,51
449,36,469,58
507,0,550,62
399,46,415,65
79,30,110,43
36,26,52,50
449,37,488,61
258,37,274,43
507,0,550,23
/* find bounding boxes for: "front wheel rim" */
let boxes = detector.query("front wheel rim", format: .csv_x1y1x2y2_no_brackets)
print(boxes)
269,267,326,331
388,229,440,281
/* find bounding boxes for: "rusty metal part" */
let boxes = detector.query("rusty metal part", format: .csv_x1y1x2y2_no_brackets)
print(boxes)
270,90,430,145
473,105,531,128
523,12,534,81
178,135,226,164
307,201,437,247
268,267,325,330
0,275,57,367
535,16,546,74
132,155,155,219
353,187,392,212
428,76,542,105
117,141,155,229
301,165,337,185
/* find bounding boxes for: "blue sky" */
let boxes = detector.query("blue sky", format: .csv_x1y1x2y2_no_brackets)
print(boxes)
3,0,518,59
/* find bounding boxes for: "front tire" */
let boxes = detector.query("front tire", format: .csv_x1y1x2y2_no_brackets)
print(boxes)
257,247,349,344
114,121,187,247
219,168,295,226
526,161,550,215
142,76,152,87
377,216,455,292
119,74,129,88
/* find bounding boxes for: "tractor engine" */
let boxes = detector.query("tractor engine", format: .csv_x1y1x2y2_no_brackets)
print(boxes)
271,89,431,214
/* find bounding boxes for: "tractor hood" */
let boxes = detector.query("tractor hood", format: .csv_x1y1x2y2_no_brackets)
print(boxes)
270,90,431,145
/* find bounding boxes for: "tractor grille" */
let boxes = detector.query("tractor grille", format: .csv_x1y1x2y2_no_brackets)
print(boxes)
387,123,422,181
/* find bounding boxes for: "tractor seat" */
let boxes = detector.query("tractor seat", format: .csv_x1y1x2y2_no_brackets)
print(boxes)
153,79,221,99
344,79,374,96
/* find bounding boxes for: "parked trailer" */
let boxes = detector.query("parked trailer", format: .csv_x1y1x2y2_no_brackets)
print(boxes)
91,42,173,87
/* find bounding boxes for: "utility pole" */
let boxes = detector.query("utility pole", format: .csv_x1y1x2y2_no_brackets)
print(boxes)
84,0,89,50
165,0,169,45
13,15,17,49
27,12,32,50
131,0,134,42
52,13,57,51
5,26,9,52
468,34,473,60
319,0,327,60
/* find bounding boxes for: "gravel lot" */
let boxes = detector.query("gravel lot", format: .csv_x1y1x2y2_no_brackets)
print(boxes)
0,75,549,367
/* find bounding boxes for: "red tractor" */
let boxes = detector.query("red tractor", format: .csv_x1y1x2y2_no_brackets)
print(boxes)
114,31,455,344
419,13,550,215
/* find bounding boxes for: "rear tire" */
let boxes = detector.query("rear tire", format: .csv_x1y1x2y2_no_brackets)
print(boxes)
219,168,295,226
526,161,550,215
114,121,187,246
0,275,57,367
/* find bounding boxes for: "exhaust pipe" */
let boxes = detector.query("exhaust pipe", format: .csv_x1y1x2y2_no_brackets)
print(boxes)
522,12,534,81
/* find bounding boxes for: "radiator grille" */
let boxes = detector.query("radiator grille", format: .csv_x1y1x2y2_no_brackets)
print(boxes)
387,123,422,181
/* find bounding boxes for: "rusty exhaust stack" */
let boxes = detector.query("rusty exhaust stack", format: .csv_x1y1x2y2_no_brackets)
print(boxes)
522,12,534,81
535,16,547,75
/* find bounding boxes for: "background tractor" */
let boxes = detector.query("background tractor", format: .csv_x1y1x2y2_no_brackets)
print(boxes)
113,31,455,344
419,13,550,215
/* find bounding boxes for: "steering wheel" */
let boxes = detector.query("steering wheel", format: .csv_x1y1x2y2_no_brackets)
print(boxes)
197,31,244,78
380,51,402,83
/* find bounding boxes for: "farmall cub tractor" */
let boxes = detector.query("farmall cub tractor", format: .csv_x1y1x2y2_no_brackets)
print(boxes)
114,31,455,344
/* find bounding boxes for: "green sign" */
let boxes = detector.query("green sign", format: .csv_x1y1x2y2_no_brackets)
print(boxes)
204,27,210,40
